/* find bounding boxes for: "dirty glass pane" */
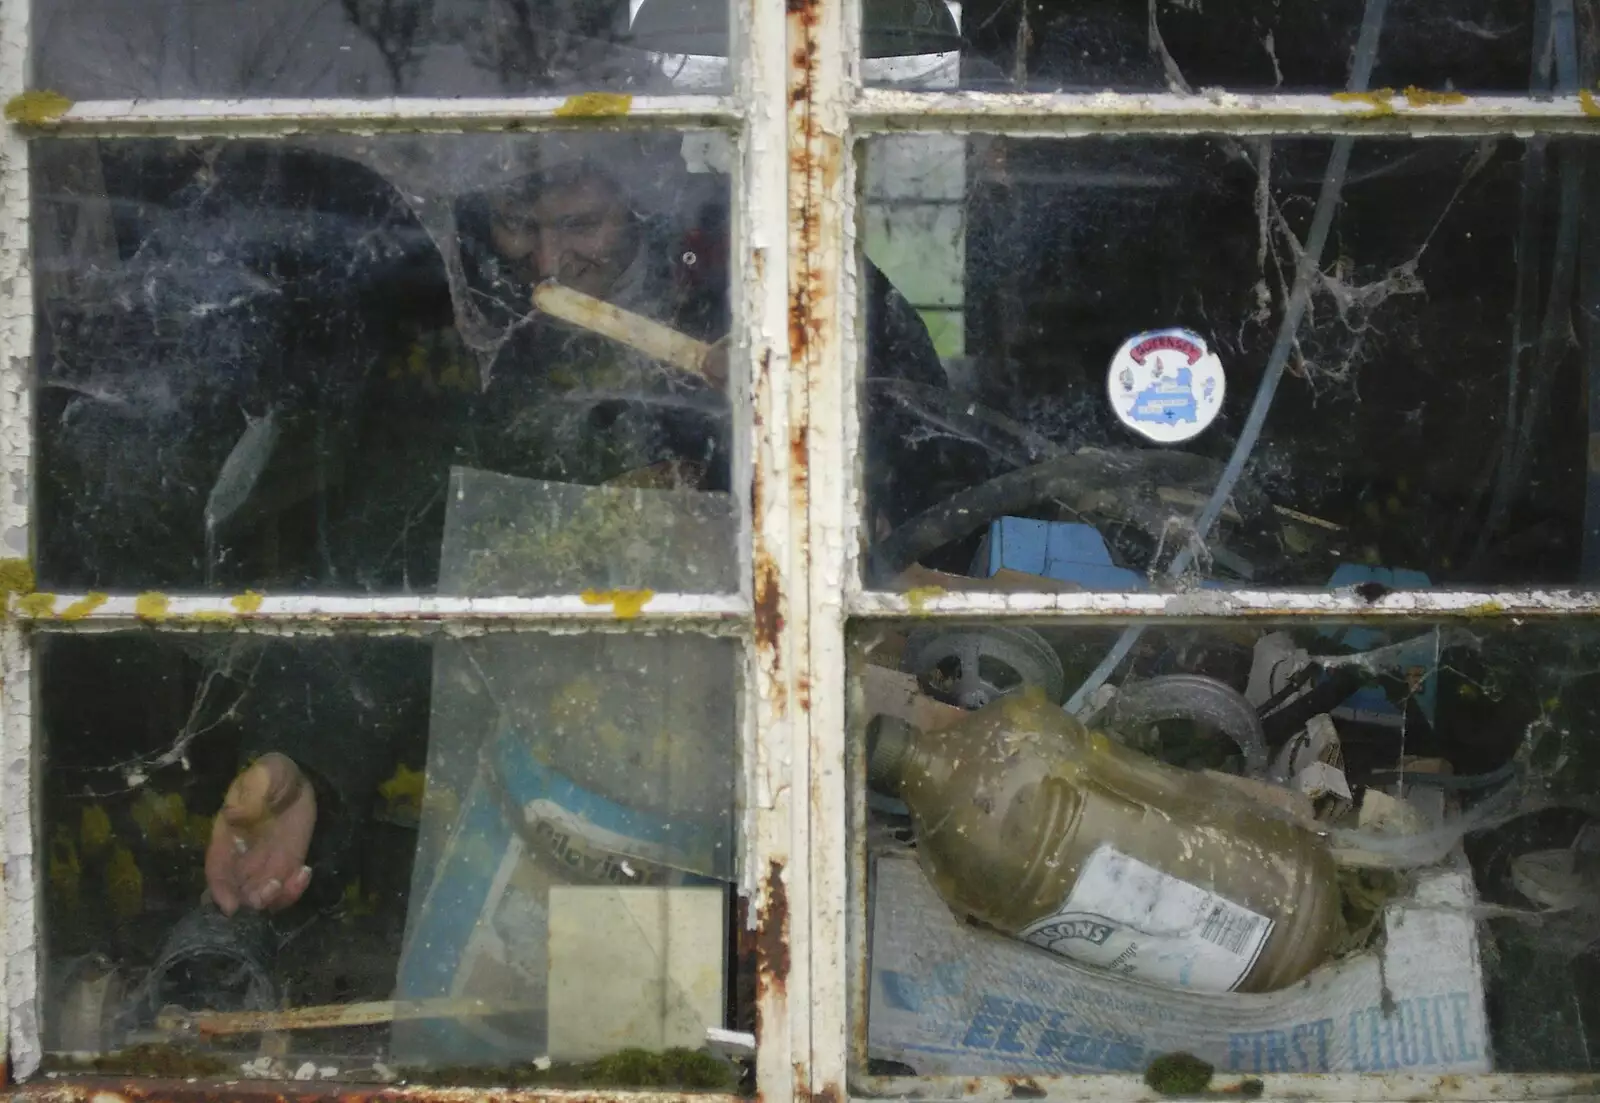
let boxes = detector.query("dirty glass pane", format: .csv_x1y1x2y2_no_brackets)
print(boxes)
34,132,741,595
32,0,731,99
861,133,1600,590
38,631,749,1085
850,617,1600,1081
867,0,1596,94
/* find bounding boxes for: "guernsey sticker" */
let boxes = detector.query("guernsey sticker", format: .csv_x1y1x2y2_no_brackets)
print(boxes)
1108,328,1225,445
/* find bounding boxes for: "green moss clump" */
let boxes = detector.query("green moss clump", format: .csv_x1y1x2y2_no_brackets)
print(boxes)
43,1044,233,1078
0,557,34,598
402,1047,737,1091
4,90,73,124
1144,1052,1215,1096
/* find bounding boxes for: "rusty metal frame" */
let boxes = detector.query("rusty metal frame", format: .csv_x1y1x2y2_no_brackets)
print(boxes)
803,8,1600,1103
0,0,806,1100
13,593,748,628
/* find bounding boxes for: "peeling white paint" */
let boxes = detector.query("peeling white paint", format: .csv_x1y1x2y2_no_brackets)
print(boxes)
854,89,1600,137
14,592,749,625
40,95,738,139
848,587,1600,619
1,0,40,1077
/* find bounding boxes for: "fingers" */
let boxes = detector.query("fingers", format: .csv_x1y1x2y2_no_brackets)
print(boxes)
219,763,270,828
221,755,305,829
242,863,312,912
205,817,243,917
246,876,282,911
206,754,317,916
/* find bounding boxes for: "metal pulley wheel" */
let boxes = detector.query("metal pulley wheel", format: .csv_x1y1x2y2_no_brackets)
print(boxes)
901,626,1066,709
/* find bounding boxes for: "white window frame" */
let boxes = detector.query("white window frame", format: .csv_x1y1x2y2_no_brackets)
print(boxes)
0,0,1598,1100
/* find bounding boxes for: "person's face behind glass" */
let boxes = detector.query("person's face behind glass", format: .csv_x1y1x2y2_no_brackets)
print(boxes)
488,167,638,300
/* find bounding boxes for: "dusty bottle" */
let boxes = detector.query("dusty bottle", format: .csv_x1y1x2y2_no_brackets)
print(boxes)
868,687,1343,993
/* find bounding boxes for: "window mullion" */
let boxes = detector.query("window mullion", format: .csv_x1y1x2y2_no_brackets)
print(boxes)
1,0,40,1078
790,0,855,1097
741,1,805,1102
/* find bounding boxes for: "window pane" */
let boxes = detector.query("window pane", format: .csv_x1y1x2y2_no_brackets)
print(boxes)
40,630,748,1084
866,0,1594,94
35,133,741,595
862,134,1600,590
33,0,730,98
851,617,1600,1080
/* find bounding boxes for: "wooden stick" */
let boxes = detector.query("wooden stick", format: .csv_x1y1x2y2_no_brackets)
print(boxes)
532,281,713,378
159,997,532,1038
859,664,969,734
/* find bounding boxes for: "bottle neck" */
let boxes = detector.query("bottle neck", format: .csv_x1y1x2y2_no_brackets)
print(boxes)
866,718,916,797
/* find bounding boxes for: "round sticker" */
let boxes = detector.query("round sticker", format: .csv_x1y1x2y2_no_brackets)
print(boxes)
1107,328,1225,445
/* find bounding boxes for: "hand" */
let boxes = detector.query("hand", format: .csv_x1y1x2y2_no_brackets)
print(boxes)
205,753,316,916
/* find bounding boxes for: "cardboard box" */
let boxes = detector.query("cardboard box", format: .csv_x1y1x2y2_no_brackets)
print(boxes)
868,852,1490,1076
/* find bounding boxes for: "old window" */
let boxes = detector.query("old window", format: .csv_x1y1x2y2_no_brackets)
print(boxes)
3,1,1600,1103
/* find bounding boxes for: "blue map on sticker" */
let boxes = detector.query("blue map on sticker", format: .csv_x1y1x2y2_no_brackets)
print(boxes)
1129,367,1198,425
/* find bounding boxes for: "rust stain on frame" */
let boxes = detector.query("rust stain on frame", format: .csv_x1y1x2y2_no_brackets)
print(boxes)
752,343,788,717
755,858,791,1003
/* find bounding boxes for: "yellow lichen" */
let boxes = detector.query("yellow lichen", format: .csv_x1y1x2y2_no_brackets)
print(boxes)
16,592,55,617
1332,89,1396,117
581,588,654,619
904,585,945,616
1403,86,1467,107
4,90,73,125
1458,601,1506,618
59,592,108,620
1582,89,1600,117
105,843,144,920
134,592,170,621
184,610,236,623
0,558,35,602
231,591,264,614
553,92,633,118
378,763,426,822
79,804,112,857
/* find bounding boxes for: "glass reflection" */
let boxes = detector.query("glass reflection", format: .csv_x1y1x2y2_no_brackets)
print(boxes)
863,134,1600,589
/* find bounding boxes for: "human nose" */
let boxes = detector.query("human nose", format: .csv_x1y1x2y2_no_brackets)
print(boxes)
536,231,573,283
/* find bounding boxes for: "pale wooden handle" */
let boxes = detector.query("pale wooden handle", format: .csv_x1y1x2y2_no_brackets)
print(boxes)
533,281,712,378
160,997,531,1037
859,664,968,733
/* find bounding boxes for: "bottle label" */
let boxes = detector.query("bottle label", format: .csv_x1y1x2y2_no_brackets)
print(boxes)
1017,844,1273,993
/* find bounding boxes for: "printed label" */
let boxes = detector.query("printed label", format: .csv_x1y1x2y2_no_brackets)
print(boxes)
1019,845,1272,993
1107,328,1225,444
